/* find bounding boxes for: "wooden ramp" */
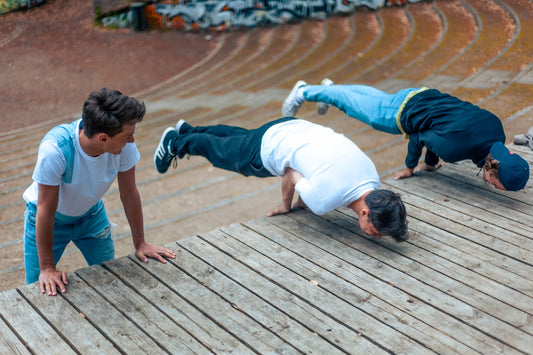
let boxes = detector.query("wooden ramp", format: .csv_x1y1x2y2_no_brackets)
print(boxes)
1,145,532,354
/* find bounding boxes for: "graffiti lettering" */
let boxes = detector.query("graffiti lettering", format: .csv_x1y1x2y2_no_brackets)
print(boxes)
1,0,45,14
101,0,422,31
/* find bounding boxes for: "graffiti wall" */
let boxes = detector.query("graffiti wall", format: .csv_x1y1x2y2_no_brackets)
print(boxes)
101,0,423,31
0,0,44,14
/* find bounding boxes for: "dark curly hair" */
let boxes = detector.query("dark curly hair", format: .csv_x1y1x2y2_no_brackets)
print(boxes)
365,189,409,242
82,88,145,138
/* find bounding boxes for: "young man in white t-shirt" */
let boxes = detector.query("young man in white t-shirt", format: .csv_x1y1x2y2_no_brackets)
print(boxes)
154,118,409,242
23,88,176,296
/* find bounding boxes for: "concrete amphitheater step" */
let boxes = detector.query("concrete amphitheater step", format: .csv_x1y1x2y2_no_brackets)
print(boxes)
243,16,352,92
210,20,325,95
454,0,533,136
283,11,380,88
272,15,357,90
396,0,477,85
0,116,74,159
190,25,301,97
176,26,281,97
142,30,252,101
327,7,411,84
360,2,443,89
444,0,517,96
138,22,313,114
351,6,415,85
157,24,301,99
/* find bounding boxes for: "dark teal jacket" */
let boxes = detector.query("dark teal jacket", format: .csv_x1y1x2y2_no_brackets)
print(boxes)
399,89,506,168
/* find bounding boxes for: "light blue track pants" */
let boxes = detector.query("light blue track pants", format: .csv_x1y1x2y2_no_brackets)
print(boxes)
303,84,419,134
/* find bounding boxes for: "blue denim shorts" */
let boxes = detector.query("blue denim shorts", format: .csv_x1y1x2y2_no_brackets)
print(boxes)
23,199,114,284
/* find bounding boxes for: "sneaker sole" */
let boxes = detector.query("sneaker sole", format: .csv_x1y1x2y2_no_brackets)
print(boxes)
175,119,186,134
154,127,176,172
282,80,307,117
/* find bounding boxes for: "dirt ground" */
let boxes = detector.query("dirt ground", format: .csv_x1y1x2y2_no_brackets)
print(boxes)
0,0,219,132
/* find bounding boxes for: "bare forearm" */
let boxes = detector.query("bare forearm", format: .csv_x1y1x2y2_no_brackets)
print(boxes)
36,183,68,294
36,185,59,270
280,173,296,211
121,189,145,249
118,168,146,248
267,168,302,217
118,169,176,263
35,212,56,270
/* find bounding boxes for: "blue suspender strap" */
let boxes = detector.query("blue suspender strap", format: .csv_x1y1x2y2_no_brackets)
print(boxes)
41,120,78,183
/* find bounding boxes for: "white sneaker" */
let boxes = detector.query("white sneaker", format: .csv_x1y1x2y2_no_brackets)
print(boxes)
175,119,186,134
282,80,307,117
317,78,334,115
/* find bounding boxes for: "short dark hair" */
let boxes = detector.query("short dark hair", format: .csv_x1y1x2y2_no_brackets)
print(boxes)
82,88,145,138
365,189,409,242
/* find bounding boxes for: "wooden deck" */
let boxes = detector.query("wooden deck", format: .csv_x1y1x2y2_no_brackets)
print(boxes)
1,144,532,354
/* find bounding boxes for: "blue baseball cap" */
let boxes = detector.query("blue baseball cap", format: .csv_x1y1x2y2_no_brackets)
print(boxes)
490,142,530,191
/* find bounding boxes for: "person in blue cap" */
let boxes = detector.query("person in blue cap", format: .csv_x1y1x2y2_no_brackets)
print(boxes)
282,79,530,191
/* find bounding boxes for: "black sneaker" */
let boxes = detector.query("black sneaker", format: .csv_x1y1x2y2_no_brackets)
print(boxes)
154,127,178,174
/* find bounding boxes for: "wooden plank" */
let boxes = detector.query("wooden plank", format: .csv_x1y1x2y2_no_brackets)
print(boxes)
190,228,432,354
384,185,533,265
17,285,119,354
247,209,533,322
129,245,303,354
0,316,30,355
59,272,166,353
278,210,527,354
438,163,533,208
386,170,533,235
385,174,533,276
175,234,379,354
262,213,519,353
294,209,533,352
103,256,255,354
386,197,533,288
323,209,533,329
0,289,76,354
368,210,533,313
230,219,479,354
75,264,210,354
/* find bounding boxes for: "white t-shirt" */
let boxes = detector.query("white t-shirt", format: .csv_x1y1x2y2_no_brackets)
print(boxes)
23,119,140,217
260,119,380,215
